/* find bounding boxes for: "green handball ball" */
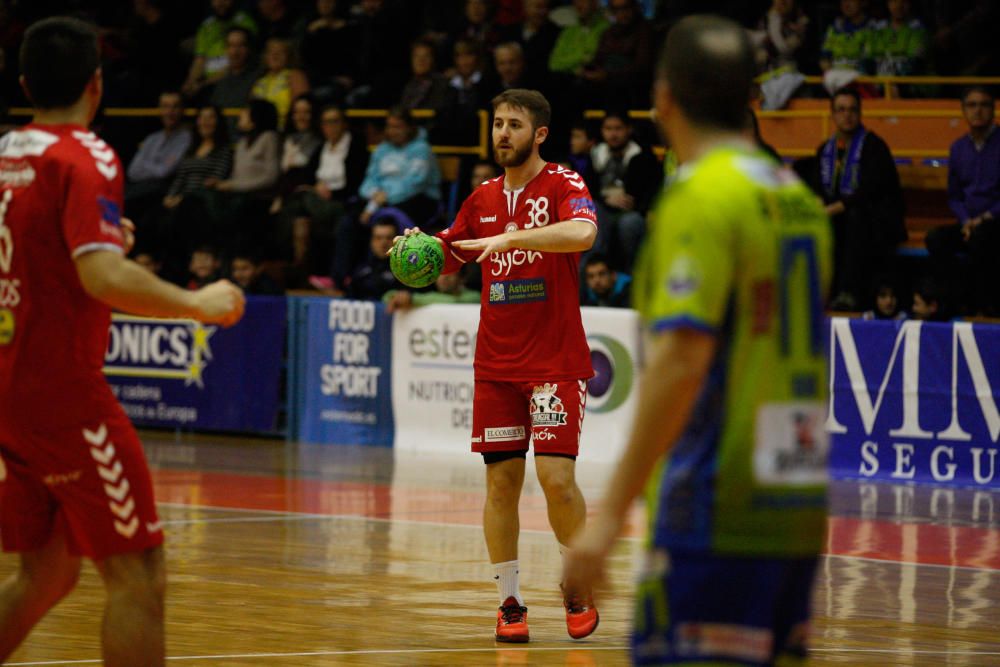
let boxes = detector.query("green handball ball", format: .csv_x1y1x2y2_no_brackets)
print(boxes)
390,232,445,288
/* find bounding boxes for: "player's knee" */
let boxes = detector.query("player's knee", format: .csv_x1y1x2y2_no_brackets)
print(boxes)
100,547,166,611
537,470,577,504
486,472,522,505
21,556,80,603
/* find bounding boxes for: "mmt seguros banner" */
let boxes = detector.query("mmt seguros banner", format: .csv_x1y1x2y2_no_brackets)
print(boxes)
828,318,1000,488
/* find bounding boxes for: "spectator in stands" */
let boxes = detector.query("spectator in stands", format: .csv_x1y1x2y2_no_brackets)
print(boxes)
751,0,809,73
926,86,1000,316
229,251,283,295
492,42,533,92
871,0,928,87
383,269,480,313
399,39,455,121
182,0,258,99
345,218,403,300
253,0,296,42
581,0,653,109
750,0,809,109
208,27,259,125
185,246,223,290
862,275,906,320
126,91,192,235
277,94,324,200
359,107,442,227
451,39,490,110
911,276,950,322
207,99,281,196
548,0,609,77
810,88,905,311
282,105,369,281
451,0,501,53
590,111,660,273
206,99,281,253
471,160,500,188
565,119,599,193
251,37,309,130
820,0,876,90
158,106,233,276
298,0,357,104
501,0,559,91
581,253,630,308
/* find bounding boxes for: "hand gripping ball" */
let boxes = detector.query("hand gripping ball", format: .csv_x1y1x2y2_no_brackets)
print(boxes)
389,232,445,289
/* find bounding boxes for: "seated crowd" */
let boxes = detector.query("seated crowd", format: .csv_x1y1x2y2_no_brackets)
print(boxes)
1,0,992,318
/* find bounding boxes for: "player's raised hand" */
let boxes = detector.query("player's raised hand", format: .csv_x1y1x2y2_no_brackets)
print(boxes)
388,227,444,257
453,233,513,263
191,280,246,327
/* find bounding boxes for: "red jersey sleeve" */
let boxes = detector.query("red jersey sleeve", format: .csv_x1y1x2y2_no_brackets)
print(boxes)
555,173,598,227
436,189,482,274
61,146,125,259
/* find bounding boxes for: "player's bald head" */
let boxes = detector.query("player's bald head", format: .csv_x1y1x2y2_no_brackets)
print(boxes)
657,15,756,131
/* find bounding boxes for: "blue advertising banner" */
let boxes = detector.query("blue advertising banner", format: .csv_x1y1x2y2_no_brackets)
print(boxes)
828,318,1000,488
105,296,286,433
292,298,394,445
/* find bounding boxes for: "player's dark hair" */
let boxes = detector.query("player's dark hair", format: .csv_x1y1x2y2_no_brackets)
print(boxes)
20,17,100,110
831,87,862,110
492,89,551,130
656,15,756,131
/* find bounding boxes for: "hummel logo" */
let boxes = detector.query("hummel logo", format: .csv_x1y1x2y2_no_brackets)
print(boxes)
480,215,497,223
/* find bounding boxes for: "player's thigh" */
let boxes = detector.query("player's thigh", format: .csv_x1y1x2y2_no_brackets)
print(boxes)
522,379,587,457
472,380,531,454
632,550,813,666
42,409,164,560
0,446,60,555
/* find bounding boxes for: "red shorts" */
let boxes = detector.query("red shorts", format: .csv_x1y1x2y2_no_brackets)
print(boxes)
0,400,163,560
471,379,588,457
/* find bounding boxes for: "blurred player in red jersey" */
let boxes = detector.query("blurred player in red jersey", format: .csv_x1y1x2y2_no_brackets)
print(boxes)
0,17,244,665
400,89,600,642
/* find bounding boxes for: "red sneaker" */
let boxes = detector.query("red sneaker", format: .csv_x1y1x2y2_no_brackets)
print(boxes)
495,596,530,643
562,586,599,639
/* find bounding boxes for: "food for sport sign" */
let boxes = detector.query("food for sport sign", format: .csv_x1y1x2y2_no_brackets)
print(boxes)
390,304,641,462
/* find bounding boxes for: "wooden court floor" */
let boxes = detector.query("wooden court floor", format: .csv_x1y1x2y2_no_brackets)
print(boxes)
4,434,1000,666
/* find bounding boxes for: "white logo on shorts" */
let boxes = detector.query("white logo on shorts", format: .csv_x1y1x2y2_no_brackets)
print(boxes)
485,426,526,442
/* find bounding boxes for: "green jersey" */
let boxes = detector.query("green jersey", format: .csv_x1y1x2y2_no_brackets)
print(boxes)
633,145,832,557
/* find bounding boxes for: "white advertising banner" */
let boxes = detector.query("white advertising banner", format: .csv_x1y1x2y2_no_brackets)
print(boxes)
391,304,641,463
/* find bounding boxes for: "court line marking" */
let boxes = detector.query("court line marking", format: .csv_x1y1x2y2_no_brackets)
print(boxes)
9,646,630,665
11,646,1000,665
157,502,1000,572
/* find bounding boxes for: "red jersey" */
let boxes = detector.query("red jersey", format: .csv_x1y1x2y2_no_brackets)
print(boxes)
437,163,597,381
0,124,126,417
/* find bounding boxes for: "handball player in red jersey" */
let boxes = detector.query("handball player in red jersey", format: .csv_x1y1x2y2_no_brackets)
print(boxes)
0,17,244,665
399,89,600,642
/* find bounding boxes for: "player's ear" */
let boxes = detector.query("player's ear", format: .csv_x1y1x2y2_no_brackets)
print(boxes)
534,125,548,146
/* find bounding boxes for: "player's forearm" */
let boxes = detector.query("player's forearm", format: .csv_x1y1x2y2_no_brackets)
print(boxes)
597,331,716,528
507,220,596,253
77,251,199,319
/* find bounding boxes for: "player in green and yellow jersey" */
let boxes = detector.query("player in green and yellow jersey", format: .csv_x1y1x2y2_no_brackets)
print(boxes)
564,14,832,666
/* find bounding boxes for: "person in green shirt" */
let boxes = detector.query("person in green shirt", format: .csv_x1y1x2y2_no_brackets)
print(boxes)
548,0,610,74
565,14,832,667
382,270,480,313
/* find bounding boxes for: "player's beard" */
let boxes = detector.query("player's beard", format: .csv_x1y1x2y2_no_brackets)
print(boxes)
494,137,533,168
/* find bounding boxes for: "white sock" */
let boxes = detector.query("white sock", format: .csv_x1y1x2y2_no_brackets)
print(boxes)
493,560,523,606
